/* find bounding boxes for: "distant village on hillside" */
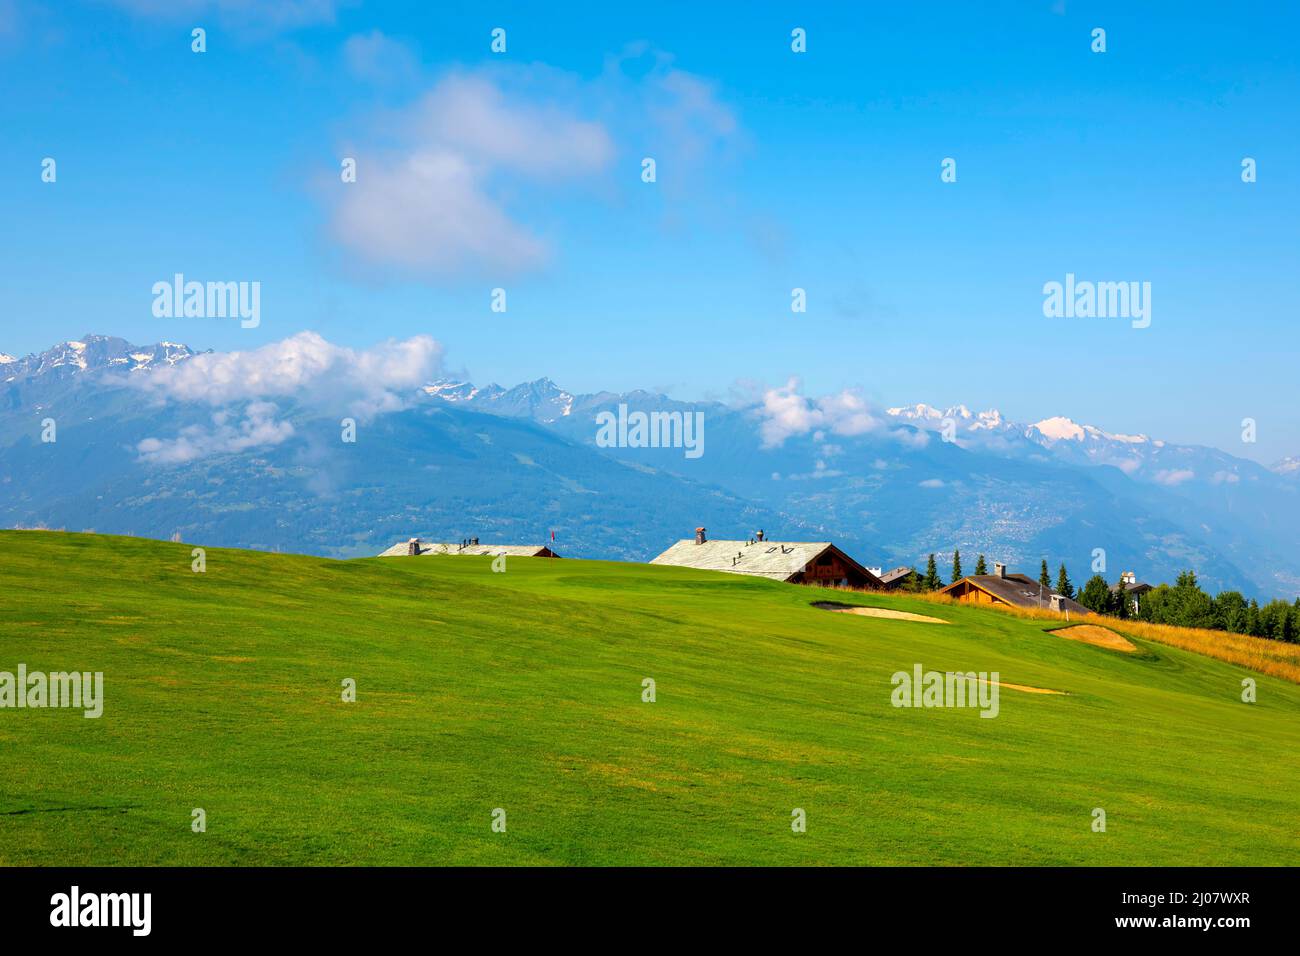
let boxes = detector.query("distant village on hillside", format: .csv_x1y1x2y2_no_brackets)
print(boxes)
382,527,1300,643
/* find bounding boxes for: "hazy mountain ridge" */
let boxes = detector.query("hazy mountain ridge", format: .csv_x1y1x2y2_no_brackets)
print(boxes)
1,334,1297,597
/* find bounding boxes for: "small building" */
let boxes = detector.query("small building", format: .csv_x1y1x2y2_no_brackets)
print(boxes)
650,527,883,589
378,537,561,558
940,562,1089,614
1110,570,1154,615
876,566,917,591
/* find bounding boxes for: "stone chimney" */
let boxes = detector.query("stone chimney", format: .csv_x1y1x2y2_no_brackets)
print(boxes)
695,527,707,545
1049,594,1065,611
994,562,1007,579
471,537,479,546
407,537,421,556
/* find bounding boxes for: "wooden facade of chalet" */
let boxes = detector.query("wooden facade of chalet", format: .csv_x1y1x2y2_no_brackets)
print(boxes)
943,578,1005,606
650,530,883,589
793,547,874,587
940,563,1090,614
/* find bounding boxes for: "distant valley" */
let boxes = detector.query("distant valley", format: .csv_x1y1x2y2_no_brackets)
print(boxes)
2,334,1297,599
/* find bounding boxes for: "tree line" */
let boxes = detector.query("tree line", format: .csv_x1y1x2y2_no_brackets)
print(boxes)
895,553,1299,643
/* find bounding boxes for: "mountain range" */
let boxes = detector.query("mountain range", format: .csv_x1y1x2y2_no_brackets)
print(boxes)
2,334,1297,599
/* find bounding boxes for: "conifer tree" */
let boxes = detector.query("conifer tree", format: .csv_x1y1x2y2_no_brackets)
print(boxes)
1038,559,1051,589
1246,599,1263,636
923,553,941,591
1055,563,1074,599
974,554,987,575
951,550,963,583
1078,574,1113,613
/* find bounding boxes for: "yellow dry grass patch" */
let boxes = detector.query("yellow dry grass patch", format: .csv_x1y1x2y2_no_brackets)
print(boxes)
992,679,1066,695
1053,624,1137,653
884,590,1300,685
818,603,948,624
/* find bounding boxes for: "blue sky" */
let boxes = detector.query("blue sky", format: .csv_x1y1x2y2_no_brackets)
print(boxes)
2,0,1297,463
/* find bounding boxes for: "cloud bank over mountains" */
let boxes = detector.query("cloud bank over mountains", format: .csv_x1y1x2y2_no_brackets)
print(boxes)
132,331,442,462
4,331,1298,597
757,377,885,447
0,329,1266,486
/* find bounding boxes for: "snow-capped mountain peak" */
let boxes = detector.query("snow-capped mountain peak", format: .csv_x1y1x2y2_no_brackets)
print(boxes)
1031,416,1087,442
886,403,1010,435
886,403,945,421
422,379,504,403
1273,456,1300,477
969,408,1005,430
425,376,576,422
1029,416,1149,446
1,334,200,383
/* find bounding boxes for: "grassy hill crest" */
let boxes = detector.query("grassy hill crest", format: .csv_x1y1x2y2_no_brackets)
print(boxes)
2,530,1297,865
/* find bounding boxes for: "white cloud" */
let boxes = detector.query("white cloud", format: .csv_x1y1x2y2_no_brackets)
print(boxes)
647,68,738,164
325,52,742,280
343,29,419,86
328,71,613,279
919,478,946,488
600,44,741,178
137,401,294,464
890,427,931,449
136,331,440,415
756,377,883,447
409,74,613,175
332,147,551,277
133,332,442,462
786,459,845,481
1153,468,1195,486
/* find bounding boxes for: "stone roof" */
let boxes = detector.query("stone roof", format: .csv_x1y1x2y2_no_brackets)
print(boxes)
377,540,558,558
877,566,915,585
650,539,846,582
1110,579,1154,594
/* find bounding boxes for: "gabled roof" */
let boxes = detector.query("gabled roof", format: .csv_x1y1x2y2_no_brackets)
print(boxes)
378,541,558,558
650,539,879,584
941,573,1090,614
1110,579,1154,594
877,566,915,585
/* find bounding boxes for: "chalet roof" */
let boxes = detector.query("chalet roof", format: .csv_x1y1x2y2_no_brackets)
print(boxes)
877,566,915,585
1110,579,1154,594
377,540,558,558
941,573,1091,614
650,539,868,582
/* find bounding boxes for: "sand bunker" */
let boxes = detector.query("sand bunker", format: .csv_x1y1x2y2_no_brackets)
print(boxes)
1053,624,1137,653
813,602,948,624
991,680,1066,695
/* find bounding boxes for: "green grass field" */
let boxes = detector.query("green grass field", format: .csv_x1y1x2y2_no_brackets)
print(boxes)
2,530,1297,865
